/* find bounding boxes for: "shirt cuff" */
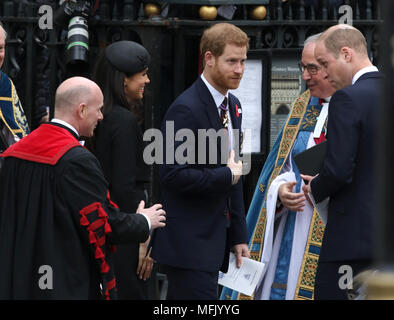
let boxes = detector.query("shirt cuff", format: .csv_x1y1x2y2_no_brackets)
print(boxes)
138,213,151,231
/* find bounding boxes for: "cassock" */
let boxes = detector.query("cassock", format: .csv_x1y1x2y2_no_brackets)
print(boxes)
0,123,149,299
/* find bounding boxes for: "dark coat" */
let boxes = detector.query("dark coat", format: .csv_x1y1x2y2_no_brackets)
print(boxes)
311,71,383,262
151,77,248,273
93,105,152,299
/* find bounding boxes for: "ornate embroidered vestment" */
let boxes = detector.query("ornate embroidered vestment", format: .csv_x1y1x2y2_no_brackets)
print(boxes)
0,71,30,143
221,90,325,300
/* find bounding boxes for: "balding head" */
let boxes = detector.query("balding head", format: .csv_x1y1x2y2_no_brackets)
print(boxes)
0,22,6,69
54,77,104,137
55,77,97,111
318,24,368,58
0,22,7,39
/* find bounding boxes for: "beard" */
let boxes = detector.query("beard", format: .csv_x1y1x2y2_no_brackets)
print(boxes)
211,67,242,91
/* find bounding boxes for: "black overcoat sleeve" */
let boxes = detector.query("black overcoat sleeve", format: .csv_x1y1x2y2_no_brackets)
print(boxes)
311,90,360,203
58,148,149,245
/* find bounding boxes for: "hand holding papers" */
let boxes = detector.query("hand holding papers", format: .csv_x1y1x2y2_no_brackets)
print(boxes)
218,252,265,297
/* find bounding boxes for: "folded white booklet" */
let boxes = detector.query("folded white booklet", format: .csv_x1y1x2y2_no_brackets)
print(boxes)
219,252,265,297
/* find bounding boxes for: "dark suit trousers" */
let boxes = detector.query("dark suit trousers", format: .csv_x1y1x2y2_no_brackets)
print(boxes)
314,259,372,300
163,265,219,300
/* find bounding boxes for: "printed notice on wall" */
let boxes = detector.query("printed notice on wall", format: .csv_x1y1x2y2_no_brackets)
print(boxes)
229,59,263,154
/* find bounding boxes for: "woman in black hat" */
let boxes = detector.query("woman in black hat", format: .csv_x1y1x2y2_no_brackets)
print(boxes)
91,40,154,299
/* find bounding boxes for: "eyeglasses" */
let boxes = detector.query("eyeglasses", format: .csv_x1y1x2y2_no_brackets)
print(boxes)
298,61,321,75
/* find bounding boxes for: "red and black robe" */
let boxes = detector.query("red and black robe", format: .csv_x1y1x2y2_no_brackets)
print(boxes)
0,123,149,299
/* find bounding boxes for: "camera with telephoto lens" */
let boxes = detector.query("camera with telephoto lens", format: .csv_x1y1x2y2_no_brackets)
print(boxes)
54,0,94,68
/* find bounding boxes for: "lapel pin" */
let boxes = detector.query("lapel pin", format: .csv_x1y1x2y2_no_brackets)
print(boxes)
235,105,242,117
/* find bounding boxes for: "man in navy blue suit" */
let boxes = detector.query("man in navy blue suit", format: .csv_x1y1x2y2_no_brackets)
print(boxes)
151,23,250,299
302,24,383,299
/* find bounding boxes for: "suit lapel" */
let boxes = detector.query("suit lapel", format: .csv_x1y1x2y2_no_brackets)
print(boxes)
196,77,234,164
228,94,241,130
196,77,223,130
197,77,242,131
228,94,243,155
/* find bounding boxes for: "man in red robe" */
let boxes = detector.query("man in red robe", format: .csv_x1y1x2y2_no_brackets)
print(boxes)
0,77,166,299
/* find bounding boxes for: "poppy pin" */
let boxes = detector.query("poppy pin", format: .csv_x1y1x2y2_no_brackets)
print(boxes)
235,105,241,118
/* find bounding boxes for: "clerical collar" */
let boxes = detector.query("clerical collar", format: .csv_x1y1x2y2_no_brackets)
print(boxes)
51,119,85,145
352,66,378,85
200,73,228,110
51,119,79,137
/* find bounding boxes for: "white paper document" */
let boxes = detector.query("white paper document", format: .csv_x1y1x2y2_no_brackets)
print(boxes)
218,252,265,297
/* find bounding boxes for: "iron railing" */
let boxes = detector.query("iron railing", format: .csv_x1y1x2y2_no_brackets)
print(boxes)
0,0,383,206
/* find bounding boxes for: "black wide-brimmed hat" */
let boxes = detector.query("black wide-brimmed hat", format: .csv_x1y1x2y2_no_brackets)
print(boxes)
105,40,150,75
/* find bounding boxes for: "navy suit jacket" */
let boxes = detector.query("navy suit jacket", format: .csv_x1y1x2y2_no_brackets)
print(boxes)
151,77,248,273
311,71,383,262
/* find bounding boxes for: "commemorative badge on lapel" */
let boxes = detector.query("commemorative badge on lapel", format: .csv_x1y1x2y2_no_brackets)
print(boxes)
235,105,241,118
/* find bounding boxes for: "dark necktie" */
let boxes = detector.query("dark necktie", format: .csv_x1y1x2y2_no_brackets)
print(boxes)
219,97,229,129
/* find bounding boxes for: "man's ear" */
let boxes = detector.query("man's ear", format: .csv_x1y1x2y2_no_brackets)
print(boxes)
341,47,353,62
76,103,86,119
204,51,215,68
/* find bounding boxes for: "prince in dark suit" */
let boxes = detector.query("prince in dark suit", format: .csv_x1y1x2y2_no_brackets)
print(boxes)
151,23,250,299
302,25,383,299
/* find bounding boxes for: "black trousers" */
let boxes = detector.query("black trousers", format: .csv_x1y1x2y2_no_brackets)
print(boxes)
314,259,372,300
163,265,219,300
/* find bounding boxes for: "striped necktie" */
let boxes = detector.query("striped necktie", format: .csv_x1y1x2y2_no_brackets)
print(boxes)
219,97,229,129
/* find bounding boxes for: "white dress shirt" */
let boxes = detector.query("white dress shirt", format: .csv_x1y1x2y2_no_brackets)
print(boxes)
201,74,234,152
